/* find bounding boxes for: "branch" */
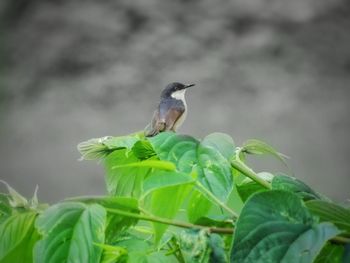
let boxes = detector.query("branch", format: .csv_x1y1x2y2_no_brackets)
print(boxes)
195,182,238,219
106,208,234,235
331,235,350,245
231,159,272,189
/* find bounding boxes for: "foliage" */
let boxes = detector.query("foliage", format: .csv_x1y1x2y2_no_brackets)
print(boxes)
0,131,349,262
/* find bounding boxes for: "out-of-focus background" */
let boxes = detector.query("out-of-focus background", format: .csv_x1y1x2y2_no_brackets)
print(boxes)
1,0,349,203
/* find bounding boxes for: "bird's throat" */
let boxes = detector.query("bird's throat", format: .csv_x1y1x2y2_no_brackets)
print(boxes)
171,89,186,101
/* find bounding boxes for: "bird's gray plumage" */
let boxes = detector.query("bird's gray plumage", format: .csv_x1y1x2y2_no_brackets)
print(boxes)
145,82,193,137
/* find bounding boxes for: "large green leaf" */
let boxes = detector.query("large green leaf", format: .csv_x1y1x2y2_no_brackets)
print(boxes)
314,242,344,263
0,212,38,262
149,184,193,245
148,132,234,203
148,132,199,172
196,138,234,203
306,200,350,233
1,225,40,263
34,202,107,263
236,172,273,202
200,132,235,160
230,190,341,263
272,174,323,201
64,196,140,244
142,170,195,199
105,150,151,197
236,181,267,203
187,190,212,224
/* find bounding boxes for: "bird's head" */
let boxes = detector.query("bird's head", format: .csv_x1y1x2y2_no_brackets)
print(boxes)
161,82,195,99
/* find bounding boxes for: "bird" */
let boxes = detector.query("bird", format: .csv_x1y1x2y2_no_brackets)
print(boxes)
145,82,195,137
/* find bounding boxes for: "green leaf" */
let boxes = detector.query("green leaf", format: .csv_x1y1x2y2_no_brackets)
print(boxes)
142,170,194,199
227,185,244,214
272,174,323,201
113,160,176,171
208,233,228,263
234,172,273,205
242,139,288,165
236,180,267,203
65,198,138,244
314,242,344,263
1,225,40,263
115,237,149,261
103,133,143,150
0,212,37,262
200,132,235,160
148,132,234,203
196,134,234,202
149,184,193,245
132,140,156,160
78,132,143,160
148,132,199,173
344,244,350,263
144,252,172,263
187,190,212,224
116,236,173,263
230,190,341,263
95,243,128,263
0,194,11,224
34,202,107,263
305,200,350,233
0,180,28,208
64,196,139,244
77,137,113,160
105,150,150,197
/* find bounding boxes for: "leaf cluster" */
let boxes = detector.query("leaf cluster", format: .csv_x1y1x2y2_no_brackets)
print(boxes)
0,131,349,262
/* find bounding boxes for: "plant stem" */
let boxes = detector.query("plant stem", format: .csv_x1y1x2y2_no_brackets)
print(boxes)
231,159,271,189
195,182,238,219
331,235,350,244
106,208,234,235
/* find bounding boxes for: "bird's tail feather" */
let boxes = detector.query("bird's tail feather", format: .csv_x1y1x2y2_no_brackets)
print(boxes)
145,122,166,137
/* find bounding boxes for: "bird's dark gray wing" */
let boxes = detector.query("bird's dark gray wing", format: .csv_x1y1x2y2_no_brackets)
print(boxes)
146,99,184,137
159,99,185,131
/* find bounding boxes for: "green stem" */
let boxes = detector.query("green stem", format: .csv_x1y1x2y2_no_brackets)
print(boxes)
231,159,271,189
195,182,238,219
331,235,350,244
106,208,234,235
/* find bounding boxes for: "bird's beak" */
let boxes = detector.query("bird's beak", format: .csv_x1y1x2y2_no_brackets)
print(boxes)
184,84,195,89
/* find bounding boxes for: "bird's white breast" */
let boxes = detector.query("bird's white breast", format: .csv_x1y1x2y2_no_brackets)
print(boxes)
171,89,187,130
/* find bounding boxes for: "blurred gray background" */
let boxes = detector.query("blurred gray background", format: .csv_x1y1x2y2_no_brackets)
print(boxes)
1,0,349,203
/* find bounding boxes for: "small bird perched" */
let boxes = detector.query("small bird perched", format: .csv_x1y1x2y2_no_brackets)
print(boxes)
145,82,195,137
